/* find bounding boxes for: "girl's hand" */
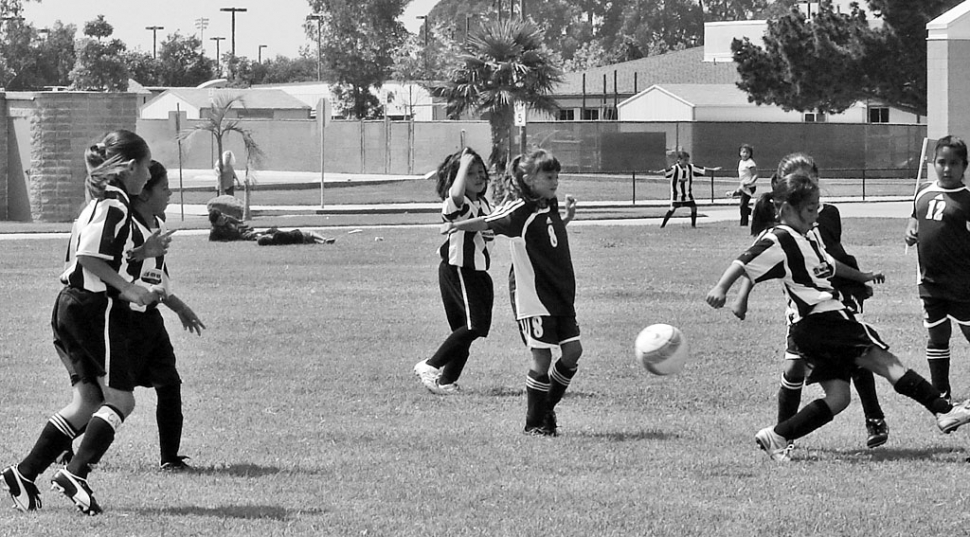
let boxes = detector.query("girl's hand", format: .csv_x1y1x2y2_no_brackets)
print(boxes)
176,306,206,336
128,229,175,260
706,287,727,309
563,195,577,222
458,149,476,168
866,271,886,284
731,296,748,320
440,222,455,235
904,228,917,246
121,284,158,307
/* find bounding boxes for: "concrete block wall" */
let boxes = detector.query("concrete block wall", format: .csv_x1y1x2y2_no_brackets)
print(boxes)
25,92,137,222
0,93,7,221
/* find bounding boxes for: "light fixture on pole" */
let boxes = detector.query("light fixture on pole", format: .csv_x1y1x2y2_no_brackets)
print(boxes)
195,17,209,53
145,25,164,59
258,44,267,63
306,13,324,82
220,7,247,56
210,36,225,70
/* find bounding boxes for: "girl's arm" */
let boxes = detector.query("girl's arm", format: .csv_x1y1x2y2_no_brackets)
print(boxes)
164,294,206,336
126,229,175,261
832,258,885,284
448,150,475,206
77,255,157,306
904,217,918,246
441,216,488,235
706,262,746,309
731,276,754,320
562,195,577,225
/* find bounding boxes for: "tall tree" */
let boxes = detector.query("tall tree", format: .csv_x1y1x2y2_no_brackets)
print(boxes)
69,15,128,91
306,0,407,119
434,19,562,178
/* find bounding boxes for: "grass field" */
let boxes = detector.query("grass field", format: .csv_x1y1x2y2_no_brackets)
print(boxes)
2,215,969,536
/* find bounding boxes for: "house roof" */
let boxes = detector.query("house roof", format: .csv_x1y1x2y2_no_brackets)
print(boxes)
556,47,740,96
153,88,310,110
635,84,754,107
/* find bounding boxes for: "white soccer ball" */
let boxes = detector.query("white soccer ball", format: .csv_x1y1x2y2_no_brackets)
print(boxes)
635,324,689,375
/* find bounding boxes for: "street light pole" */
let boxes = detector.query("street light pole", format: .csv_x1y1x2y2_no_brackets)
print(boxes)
219,7,247,56
258,44,267,63
306,14,324,82
210,36,225,71
195,17,209,53
145,25,164,59
416,15,429,75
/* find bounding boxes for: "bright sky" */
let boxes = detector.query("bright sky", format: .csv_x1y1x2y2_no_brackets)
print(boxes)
20,0,440,59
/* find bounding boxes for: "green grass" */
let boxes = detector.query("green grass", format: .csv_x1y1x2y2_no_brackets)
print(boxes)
1,217,969,536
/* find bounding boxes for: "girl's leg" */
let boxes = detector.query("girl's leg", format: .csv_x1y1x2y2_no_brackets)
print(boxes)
548,341,583,409
774,379,849,441
739,192,752,226
525,348,553,432
856,347,951,416
17,381,102,480
689,206,698,227
155,384,185,468
926,320,953,399
430,327,478,383
660,207,676,228
66,383,135,479
852,368,889,448
777,358,806,424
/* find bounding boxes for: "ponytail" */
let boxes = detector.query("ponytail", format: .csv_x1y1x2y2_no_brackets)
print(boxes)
84,129,150,199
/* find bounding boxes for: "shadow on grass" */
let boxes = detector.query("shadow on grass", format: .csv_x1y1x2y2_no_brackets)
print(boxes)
187,463,299,477
135,504,324,520
811,445,965,463
577,429,679,442
482,386,598,399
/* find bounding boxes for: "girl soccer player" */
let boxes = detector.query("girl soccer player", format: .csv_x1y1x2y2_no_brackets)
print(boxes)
658,151,721,228
414,148,494,394
128,161,205,470
442,149,579,436
904,136,970,402
2,130,158,515
707,172,970,462
733,144,758,227
739,154,889,449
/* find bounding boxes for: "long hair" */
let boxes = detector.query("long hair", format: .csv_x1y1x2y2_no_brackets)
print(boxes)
751,153,821,236
434,148,489,201
498,149,561,206
84,129,150,200
776,152,818,179
739,143,754,159
772,172,819,216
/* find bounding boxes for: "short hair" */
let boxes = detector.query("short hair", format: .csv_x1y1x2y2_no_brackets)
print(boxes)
434,148,489,201
935,135,969,167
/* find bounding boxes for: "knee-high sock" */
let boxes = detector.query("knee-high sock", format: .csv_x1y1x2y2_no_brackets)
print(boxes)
851,368,884,421
548,360,577,409
67,405,124,479
893,369,951,415
774,399,833,441
428,327,478,383
690,206,698,227
660,210,674,228
18,414,80,480
777,372,804,424
156,385,184,464
926,346,951,399
525,371,550,428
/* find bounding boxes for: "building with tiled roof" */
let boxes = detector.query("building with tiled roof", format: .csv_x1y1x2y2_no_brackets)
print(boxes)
140,87,311,120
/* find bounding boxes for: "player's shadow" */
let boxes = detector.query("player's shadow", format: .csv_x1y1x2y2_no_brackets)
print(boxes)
578,430,679,442
812,445,963,463
132,505,324,520
187,463,322,477
483,386,598,399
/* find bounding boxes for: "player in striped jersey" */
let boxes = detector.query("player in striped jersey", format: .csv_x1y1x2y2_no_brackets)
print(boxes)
2,130,160,515
659,150,721,228
707,172,970,462
415,148,494,394
127,161,204,470
905,136,970,403
443,149,580,436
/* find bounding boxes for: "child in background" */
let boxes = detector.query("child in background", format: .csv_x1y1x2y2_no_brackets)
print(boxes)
707,172,970,462
415,148,494,395
904,135,970,402
2,130,158,515
738,153,888,449
659,151,721,228
442,149,579,436
732,144,758,227
128,161,205,471
215,150,239,196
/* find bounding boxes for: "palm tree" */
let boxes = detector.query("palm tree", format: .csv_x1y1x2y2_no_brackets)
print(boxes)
179,93,265,219
434,19,562,178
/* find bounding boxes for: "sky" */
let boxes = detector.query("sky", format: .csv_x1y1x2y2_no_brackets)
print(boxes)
20,0,441,59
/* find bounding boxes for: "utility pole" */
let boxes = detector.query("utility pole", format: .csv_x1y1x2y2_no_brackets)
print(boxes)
195,17,209,53
306,13,324,82
258,44,267,63
210,36,225,71
416,15,429,75
220,7,247,56
145,25,164,59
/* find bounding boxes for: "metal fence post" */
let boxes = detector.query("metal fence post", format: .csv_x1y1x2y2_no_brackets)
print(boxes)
861,168,866,200
632,170,636,205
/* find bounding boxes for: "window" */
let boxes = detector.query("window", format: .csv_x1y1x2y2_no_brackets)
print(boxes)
604,107,618,120
558,109,575,121
582,108,599,120
868,107,890,123
804,111,826,123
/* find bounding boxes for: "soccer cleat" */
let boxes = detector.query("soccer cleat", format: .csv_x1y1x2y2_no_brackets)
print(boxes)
429,380,461,395
543,410,559,437
413,360,441,393
522,425,556,437
937,399,970,434
2,466,41,512
159,456,192,472
755,426,792,462
50,469,101,516
865,418,889,448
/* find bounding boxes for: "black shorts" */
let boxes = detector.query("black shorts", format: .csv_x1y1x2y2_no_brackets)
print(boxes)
439,262,493,336
128,308,182,388
790,310,889,384
52,287,135,392
920,294,970,328
516,315,581,349
670,200,696,208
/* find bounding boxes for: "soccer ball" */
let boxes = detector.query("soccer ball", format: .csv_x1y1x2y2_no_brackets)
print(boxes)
635,324,689,375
